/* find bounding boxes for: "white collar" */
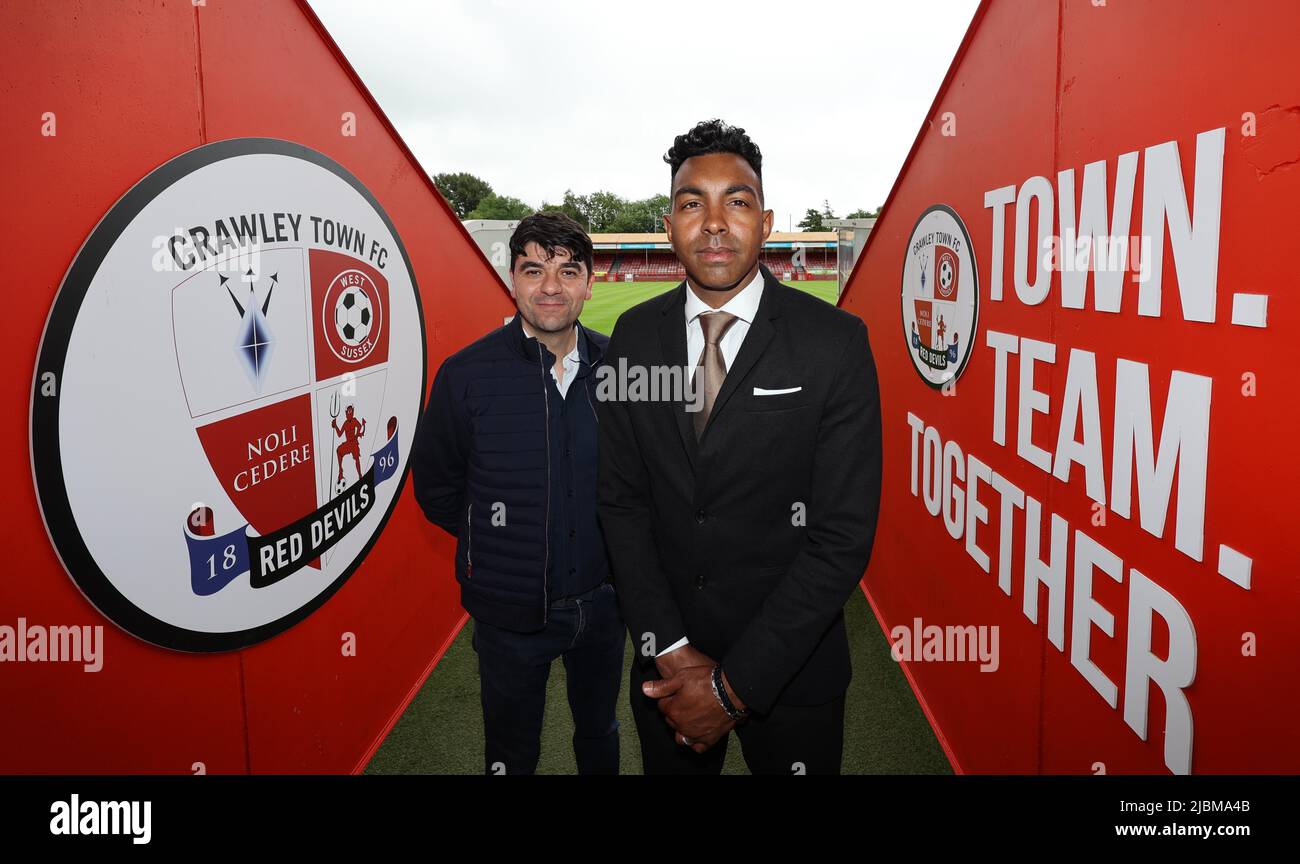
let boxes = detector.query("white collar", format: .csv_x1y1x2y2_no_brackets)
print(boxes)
684,267,765,327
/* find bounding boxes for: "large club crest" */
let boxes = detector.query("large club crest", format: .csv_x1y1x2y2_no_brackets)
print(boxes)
30,138,426,651
900,204,979,389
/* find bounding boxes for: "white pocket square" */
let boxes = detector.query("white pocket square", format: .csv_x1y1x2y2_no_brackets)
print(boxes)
753,386,802,396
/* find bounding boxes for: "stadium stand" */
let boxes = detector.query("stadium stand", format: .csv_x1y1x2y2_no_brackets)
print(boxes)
590,232,837,281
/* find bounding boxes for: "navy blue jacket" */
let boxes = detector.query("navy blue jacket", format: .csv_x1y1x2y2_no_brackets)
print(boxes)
411,313,611,632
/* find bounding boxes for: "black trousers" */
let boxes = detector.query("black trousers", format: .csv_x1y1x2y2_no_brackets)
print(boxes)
472,582,626,775
628,658,846,775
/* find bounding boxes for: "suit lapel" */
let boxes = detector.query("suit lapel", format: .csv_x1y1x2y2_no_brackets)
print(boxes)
701,269,783,439
657,283,699,472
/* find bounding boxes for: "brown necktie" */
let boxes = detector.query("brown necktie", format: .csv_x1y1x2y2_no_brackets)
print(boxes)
693,311,738,439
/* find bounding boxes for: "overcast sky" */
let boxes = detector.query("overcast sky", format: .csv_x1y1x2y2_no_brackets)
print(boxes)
307,0,980,232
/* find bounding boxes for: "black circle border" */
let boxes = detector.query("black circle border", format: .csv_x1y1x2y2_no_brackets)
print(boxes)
29,137,429,653
899,203,980,391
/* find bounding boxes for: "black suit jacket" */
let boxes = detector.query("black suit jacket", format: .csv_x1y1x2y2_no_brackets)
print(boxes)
596,265,883,714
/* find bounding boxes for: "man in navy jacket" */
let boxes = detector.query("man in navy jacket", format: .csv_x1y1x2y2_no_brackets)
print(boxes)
411,212,624,775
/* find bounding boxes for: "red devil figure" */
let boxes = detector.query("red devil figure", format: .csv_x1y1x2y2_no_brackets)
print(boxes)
332,403,367,483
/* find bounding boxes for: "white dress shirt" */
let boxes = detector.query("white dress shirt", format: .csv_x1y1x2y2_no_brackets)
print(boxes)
658,268,766,658
684,267,765,384
521,319,581,398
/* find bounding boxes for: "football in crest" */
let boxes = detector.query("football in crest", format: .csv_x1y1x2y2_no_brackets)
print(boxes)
334,286,373,346
938,255,954,294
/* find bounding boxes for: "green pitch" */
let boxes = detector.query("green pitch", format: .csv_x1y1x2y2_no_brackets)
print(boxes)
579,280,840,337
366,589,951,774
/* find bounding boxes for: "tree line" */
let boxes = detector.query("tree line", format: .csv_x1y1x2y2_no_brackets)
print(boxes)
796,200,881,232
434,172,879,233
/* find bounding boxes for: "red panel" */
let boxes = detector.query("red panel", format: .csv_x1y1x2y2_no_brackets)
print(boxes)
1,0,506,772
1042,0,1300,775
844,0,1300,773
0,0,247,773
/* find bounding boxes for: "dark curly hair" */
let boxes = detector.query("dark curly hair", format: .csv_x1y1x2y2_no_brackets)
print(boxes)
508,211,593,275
664,119,763,200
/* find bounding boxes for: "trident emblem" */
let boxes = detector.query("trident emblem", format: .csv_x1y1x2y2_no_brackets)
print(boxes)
328,391,344,494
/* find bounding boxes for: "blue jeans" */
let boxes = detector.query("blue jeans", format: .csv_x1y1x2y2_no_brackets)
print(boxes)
471,582,625,775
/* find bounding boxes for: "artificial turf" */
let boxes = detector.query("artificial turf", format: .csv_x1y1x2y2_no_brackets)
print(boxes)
365,589,952,775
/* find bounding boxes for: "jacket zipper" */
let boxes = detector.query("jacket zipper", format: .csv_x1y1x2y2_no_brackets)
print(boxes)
465,501,473,578
538,342,551,625
583,363,599,425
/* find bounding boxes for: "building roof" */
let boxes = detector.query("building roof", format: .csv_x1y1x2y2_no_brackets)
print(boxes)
591,231,836,244
590,231,837,250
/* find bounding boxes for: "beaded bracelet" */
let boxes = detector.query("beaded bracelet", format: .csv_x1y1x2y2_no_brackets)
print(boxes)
711,664,749,720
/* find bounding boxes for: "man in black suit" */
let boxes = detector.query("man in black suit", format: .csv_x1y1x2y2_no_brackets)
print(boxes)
596,119,882,774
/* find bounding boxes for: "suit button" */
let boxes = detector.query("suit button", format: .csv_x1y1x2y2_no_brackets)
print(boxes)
568,529,576,539
695,574,705,588
695,509,706,524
